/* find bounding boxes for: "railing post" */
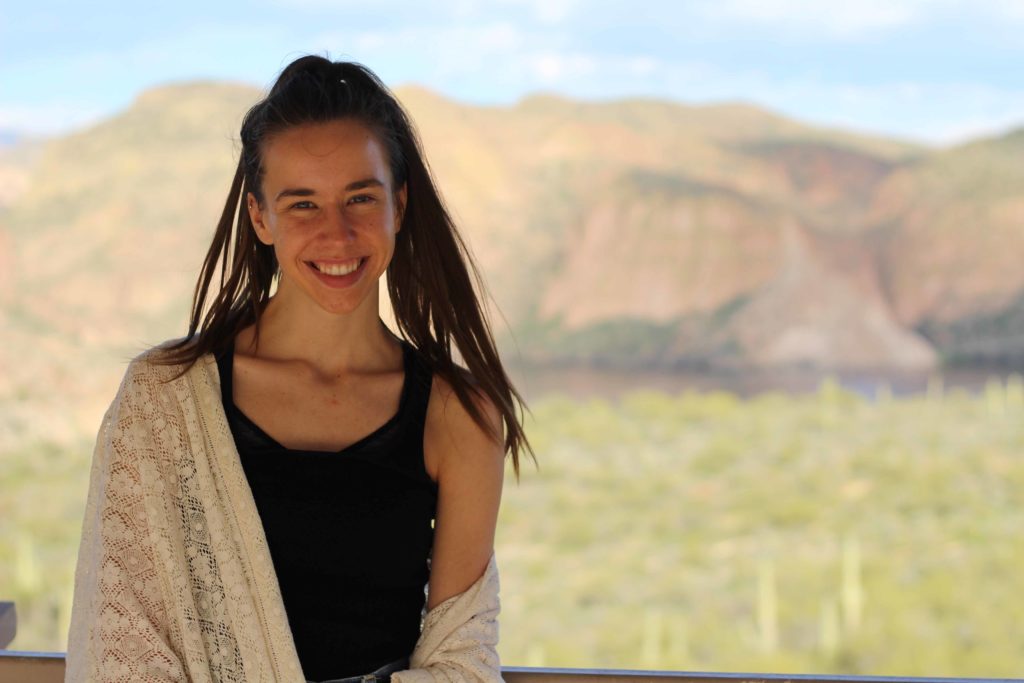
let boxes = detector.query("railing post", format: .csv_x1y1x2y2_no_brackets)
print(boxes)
0,602,16,649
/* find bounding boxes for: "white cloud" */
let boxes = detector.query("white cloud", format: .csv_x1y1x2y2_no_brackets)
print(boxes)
264,0,581,25
0,103,107,136
701,0,1024,38
926,114,1024,144
703,0,926,38
520,52,663,85
626,56,660,77
500,0,581,25
981,0,1024,21
5,2,1021,147
662,67,1024,145
317,21,526,59
306,21,1024,148
525,51,598,83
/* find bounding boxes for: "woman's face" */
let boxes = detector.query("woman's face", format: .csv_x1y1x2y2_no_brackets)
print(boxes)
247,119,406,317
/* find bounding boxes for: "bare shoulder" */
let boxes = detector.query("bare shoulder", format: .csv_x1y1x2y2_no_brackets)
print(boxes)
423,368,504,483
422,367,506,608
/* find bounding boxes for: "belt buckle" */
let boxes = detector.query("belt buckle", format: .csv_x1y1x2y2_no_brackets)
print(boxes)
361,675,378,683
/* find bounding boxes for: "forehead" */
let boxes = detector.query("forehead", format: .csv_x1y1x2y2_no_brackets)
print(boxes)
260,119,392,188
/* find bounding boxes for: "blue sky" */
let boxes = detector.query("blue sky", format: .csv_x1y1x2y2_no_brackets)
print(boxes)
3,0,1024,145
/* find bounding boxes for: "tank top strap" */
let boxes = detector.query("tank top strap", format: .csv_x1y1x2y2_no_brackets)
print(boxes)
399,340,434,436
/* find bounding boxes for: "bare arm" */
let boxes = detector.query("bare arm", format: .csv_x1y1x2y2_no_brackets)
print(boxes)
424,376,505,610
391,375,506,682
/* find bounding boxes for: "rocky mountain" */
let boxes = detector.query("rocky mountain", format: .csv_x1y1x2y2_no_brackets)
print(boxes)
2,80,1023,427
867,128,1024,364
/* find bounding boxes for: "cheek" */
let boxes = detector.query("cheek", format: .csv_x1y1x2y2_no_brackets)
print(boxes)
354,215,391,237
273,222,308,246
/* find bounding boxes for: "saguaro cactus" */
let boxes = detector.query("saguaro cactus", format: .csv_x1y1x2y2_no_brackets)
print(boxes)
757,558,779,653
841,533,864,634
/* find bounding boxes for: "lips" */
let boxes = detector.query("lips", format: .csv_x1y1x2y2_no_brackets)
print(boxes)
308,258,363,276
304,257,368,289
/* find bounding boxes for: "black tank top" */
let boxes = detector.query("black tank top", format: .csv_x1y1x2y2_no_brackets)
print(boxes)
215,340,438,681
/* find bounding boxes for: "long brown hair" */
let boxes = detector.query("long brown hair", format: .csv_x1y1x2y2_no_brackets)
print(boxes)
156,56,532,475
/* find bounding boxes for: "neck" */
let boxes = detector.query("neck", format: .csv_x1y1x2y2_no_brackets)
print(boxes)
238,281,400,375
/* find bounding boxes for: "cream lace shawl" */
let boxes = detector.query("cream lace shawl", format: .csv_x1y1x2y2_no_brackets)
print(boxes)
65,348,502,682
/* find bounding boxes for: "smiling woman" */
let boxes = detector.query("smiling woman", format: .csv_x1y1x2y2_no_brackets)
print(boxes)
248,119,406,317
64,56,531,683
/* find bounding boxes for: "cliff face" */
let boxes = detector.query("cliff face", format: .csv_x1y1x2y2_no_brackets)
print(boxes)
863,129,1024,364
2,82,1022,374
539,176,780,329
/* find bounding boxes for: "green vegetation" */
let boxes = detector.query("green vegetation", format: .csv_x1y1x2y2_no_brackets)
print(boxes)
3,380,1023,678
496,378,1024,676
1,437,92,652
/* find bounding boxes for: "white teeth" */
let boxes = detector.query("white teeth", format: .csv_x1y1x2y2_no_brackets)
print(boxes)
313,259,361,276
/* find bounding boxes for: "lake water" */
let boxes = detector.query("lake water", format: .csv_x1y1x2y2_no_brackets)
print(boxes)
508,363,1024,402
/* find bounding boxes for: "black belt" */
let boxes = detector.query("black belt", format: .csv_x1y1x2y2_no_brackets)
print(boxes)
310,657,410,683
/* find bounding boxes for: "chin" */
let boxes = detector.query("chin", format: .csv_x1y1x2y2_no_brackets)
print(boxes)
316,292,378,317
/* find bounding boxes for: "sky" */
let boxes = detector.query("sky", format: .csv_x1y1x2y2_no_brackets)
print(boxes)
2,0,1024,146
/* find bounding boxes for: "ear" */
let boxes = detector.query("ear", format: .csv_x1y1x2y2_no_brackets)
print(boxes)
247,192,274,245
394,183,408,232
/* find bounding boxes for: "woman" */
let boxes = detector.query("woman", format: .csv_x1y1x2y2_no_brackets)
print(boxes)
65,56,530,683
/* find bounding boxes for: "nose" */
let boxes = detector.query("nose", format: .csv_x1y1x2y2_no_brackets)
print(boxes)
321,204,356,241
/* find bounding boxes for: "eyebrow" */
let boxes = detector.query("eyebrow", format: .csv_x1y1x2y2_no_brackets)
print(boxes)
274,178,385,202
345,177,385,191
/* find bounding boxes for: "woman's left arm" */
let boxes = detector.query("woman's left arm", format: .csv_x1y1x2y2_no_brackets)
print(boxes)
394,377,506,682
426,378,504,611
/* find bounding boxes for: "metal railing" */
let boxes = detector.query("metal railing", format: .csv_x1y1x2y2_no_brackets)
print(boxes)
1,653,1021,683
500,668,1024,683
0,602,16,650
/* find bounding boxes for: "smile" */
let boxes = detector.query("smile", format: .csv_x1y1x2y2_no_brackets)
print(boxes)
304,257,368,289
309,258,363,276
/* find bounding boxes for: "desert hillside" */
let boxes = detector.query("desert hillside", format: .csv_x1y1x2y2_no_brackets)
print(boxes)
2,81,1023,448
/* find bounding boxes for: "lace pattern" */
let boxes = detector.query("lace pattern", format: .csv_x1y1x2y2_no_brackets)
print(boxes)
394,554,502,683
66,347,502,683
